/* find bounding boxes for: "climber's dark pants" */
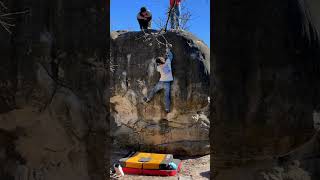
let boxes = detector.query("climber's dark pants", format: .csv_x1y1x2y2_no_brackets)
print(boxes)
147,81,171,111
137,17,151,30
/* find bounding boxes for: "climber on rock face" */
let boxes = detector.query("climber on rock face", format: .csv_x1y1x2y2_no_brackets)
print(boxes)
144,44,174,113
137,7,152,30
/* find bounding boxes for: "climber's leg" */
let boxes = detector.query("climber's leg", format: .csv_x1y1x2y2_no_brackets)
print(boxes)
145,82,163,102
164,82,171,112
170,8,175,29
137,18,144,30
146,17,152,29
175,5,181,29
138,19,149,30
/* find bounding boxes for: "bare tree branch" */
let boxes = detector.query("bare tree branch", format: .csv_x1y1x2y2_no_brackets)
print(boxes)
179,2,192,30
0,19,14,26
0,10,29,17
0,19,11,33
0,1,29,34
152,2,192,31
0,1,7,10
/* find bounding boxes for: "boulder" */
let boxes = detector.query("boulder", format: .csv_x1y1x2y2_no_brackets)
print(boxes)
110,30,210,156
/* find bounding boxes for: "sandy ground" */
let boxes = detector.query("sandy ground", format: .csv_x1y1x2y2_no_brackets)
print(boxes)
110,150,210,180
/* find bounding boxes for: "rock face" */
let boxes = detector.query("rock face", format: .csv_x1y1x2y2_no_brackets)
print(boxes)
212,0,320,179
0,1,107,180
110,30,210,156
256,160,311,180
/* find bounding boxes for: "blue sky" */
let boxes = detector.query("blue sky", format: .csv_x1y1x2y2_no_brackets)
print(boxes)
110,0,210,47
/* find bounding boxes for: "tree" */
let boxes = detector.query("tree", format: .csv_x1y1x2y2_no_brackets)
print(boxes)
154,0,192,31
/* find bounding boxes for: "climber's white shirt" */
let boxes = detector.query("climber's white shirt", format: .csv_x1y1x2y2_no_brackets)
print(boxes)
157,49,174,82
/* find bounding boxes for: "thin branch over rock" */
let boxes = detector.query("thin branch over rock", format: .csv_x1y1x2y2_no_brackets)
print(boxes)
0,1,29,34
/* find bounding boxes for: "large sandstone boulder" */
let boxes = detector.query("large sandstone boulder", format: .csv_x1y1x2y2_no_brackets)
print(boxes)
110,30,210,156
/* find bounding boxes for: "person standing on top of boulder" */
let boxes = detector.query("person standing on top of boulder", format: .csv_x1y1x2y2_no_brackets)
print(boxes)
144,44,174,113
137,7,152,30
170,0,182,30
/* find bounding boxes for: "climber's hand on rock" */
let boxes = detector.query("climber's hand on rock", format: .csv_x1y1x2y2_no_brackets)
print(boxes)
165,45,171,54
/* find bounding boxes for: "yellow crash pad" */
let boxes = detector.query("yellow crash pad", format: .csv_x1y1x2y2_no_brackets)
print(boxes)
124,152,172,169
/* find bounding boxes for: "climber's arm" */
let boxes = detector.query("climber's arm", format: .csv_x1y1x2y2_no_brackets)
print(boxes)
166,49,173,63
145,11,152,18
137,13,145,20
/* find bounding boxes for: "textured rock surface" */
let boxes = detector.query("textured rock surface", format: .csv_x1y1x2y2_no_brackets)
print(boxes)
110,30,210,156
0,1,107,180
212,0,320,179
256,160,311,180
